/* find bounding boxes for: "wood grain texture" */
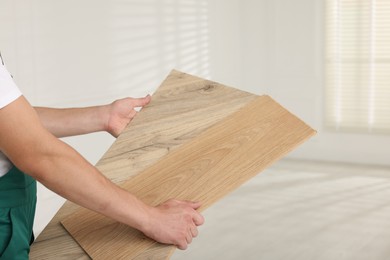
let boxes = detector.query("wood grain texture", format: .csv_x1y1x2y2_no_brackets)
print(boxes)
95,70,257,184
29,70,257,259
61,94,316,260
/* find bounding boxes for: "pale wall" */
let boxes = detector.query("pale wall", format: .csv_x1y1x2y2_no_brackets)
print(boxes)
241,0,390,166
0,0,244,235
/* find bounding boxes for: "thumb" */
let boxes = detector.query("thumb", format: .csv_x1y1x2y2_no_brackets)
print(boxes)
182,201,204,226
131,95,151,107
181,200,202,210
192,211,205,226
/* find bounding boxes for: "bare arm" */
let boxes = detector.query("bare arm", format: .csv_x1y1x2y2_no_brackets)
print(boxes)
34,95,151,138
0,96,203,249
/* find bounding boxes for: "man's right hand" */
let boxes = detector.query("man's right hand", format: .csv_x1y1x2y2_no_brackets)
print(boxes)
142,199,205,250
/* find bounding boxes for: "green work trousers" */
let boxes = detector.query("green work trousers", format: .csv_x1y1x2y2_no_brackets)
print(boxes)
0,166,37,260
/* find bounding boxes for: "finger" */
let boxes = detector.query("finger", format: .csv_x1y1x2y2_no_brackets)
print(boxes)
177,240,188,250
186,231,193,244
192,212,205,226
190,224,198,238
131,95,151,107
178,201,204,225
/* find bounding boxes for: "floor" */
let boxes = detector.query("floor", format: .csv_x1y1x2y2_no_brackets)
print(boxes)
172,159,390,260
34,159,390,259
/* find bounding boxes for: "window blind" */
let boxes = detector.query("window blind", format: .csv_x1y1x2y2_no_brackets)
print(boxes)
325,0,390,133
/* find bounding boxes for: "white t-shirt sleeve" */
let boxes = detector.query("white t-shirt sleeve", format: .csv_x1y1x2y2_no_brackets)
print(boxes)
0,63,21,177
0,64,22,109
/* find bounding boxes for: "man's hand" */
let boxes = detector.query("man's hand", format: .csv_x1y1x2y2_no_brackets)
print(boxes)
34,95,151,138
142,199,205,250
106,95,151,137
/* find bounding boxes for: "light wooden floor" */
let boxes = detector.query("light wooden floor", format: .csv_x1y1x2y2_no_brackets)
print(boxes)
172,159,390,260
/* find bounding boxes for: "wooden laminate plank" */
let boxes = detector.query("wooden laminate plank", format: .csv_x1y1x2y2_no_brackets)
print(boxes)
29,70,257,259
94,70,257,184
62,95,316,260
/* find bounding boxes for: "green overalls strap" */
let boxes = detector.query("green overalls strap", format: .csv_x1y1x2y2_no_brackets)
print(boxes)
0,166,37,260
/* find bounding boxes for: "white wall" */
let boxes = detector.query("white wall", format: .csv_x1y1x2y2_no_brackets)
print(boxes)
0,0,242,235
0,0,244,166
241,0,390,166
0,0,243,108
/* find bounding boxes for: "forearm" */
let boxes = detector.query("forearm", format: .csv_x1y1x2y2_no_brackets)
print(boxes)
34,106,109,138
24,135,150,231
34,95,151,138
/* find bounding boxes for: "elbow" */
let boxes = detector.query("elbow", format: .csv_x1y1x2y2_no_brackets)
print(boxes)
10,146,54,183
13,155,46,182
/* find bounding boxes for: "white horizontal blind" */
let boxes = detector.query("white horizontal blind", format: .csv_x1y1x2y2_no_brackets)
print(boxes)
325,0,390,133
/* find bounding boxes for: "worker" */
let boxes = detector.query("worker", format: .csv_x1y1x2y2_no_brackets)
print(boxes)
0,52,204,259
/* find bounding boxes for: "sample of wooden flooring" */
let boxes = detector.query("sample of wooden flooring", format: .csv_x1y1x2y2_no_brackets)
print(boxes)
61,93,316,259
94,70,257,185
29,70,257,260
